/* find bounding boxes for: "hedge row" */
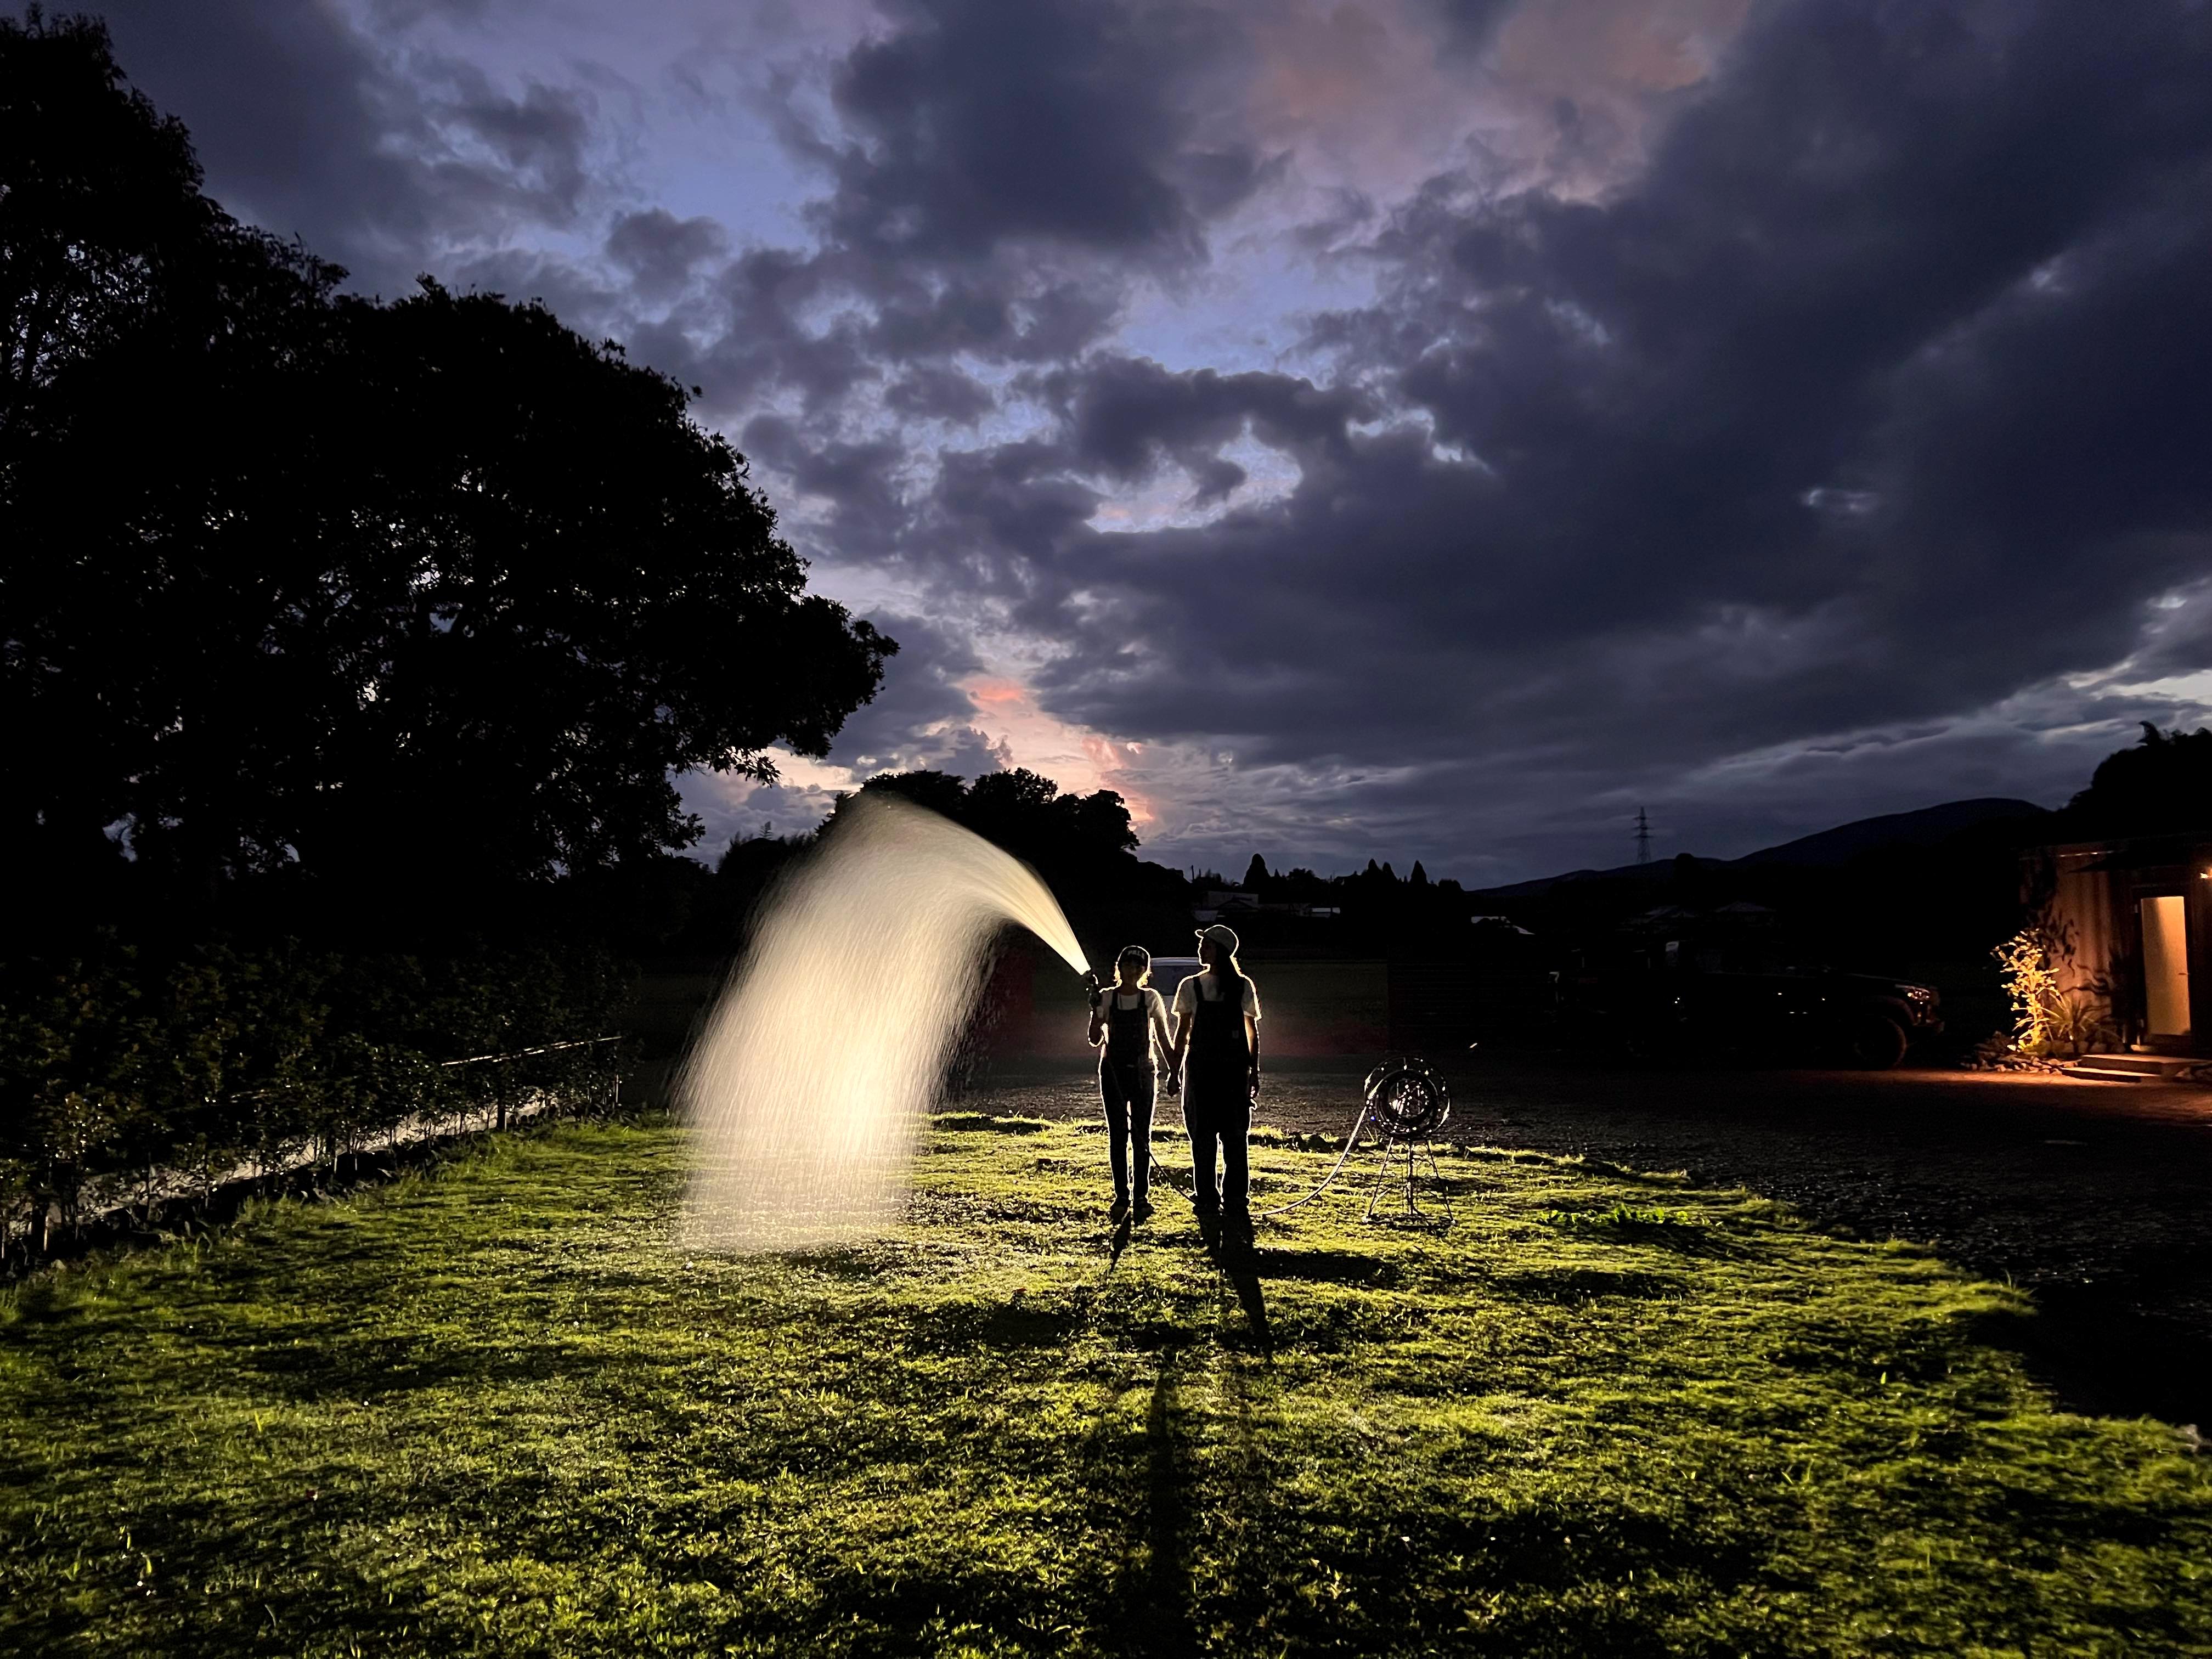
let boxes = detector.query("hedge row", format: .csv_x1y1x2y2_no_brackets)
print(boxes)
0,936,631,1263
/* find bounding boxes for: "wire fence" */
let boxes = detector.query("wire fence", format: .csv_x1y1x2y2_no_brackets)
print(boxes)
2,1033,628,1278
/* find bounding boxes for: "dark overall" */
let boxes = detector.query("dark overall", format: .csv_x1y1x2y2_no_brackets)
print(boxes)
1182,975,1251,1220
1098,992,1155,1204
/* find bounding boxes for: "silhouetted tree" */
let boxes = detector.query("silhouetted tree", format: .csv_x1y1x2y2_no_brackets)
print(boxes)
2067,723,2212,837
964,768,1067,848
1,13,330,428
841,768,1137,871
701,827,815,951
848,769,969,820
1054,787,1142,859
1409,860,1430,887
2,19,894,916
1242,854,1271,890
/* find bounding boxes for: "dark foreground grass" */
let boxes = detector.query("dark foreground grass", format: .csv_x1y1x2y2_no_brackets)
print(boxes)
3,1118,2208,1658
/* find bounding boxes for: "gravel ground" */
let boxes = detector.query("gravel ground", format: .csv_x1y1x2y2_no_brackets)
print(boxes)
963,1054,2212,1428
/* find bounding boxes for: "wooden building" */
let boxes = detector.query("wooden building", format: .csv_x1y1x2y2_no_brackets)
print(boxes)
2034,833,2212,1055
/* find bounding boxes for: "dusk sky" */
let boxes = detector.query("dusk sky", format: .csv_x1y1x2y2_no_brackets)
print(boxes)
83,0,2212,884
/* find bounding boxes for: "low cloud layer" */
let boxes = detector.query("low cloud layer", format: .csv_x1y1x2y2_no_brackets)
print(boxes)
84,0,2212,877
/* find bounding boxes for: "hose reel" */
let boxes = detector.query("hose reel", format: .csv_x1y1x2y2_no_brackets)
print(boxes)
1242,1054,1455,1226
1363,1056,1451,1139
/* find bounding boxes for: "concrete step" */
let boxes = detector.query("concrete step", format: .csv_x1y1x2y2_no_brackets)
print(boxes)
2066,1052,2199,1081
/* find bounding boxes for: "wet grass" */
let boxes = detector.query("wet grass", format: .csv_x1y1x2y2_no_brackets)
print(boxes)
2,1116,2208,1657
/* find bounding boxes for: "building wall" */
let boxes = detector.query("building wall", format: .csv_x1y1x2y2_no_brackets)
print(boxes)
2046,850,2120,1025
2037,837,2212,1055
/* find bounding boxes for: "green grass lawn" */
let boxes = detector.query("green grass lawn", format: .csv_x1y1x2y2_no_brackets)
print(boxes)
3,1116,2207,1658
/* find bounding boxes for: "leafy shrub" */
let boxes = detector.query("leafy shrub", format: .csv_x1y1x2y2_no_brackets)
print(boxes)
1991,927,2109,1057
0,935,630,1260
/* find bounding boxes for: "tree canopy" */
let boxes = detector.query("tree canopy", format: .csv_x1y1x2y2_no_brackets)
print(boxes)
1,15,893,919
2066,723,2212,838
838,768,1139,873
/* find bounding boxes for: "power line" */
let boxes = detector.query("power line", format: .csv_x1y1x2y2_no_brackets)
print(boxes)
1634,807,1652,864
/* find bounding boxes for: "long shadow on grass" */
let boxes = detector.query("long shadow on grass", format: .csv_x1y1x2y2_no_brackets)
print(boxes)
1246,1247,1397,1287
1972,1282,2212,1429
1115,1367,1199,1657
1191,1226,1273,1352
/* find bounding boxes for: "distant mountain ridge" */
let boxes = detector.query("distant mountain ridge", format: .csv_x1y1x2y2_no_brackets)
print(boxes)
1734,797,2049,867
1468,797,2050,904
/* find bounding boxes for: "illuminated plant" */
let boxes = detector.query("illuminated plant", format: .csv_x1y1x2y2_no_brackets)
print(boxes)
1992,927,2106,1057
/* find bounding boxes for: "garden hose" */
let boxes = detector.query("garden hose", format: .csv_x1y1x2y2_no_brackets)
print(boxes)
1144,1098,1369,1217
1250,1102,1373,1217
1143,1057,1450,1222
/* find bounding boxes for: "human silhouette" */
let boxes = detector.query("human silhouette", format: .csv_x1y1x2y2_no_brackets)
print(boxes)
1087,945,1173,1222
1169,924,1262,1246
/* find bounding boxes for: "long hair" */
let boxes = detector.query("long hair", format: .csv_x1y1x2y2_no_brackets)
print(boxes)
1202,944,1245,1000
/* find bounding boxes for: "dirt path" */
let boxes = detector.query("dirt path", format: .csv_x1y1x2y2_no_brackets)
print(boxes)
964,1057,2212,1428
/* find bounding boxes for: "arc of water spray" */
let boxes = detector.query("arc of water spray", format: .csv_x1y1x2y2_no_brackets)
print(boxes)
680,793,1090,1252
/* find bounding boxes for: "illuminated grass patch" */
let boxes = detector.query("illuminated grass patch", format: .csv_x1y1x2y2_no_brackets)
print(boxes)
2,1119,2207,1656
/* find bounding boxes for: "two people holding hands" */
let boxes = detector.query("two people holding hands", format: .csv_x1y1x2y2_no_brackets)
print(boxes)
1087,923,1262,1242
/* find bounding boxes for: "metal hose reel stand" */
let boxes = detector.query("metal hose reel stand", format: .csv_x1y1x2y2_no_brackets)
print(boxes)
1246,1054,1455,1227
1355,1056,1454,1224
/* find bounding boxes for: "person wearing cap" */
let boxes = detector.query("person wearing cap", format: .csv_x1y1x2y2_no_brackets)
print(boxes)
1169,923,1263,1243
1087,945,1175,1223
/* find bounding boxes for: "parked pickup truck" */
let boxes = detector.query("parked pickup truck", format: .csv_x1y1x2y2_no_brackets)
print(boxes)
1562,956,1943,1069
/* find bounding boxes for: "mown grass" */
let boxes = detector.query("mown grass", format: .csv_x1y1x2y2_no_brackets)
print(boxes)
2,1116,2207,1657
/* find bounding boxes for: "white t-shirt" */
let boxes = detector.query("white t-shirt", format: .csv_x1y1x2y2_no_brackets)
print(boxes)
1172,973,1261,1024
1104,987,1169,1023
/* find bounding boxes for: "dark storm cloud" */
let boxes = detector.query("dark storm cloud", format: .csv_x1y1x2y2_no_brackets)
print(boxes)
738,416,912,563
853,0,2212,870
806,610,1001,776
1042,356,1374,503
605,208,729,302
816,0,1260,264
883,363,997,426
656,0,1270,426
74,0,2212,876
436,67,597,223
91,0,606,294
86,0,1277,485
1430,0,1520,54
926,441,1102,572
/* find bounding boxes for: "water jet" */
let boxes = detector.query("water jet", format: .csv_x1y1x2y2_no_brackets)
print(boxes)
679,793,1088,1251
